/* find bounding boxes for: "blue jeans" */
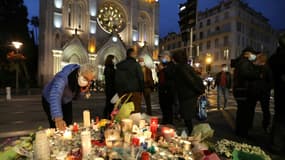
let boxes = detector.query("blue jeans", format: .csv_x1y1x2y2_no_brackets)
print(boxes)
217,86,229,109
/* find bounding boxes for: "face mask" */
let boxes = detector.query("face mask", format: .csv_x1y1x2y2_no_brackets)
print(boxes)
248,54,257,61
161,58,168,64
139,62,145,66
112,59,116,64
222,67,228,72
78,75,89,87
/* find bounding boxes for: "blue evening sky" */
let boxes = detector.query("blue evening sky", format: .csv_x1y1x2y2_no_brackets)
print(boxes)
24,0,285,37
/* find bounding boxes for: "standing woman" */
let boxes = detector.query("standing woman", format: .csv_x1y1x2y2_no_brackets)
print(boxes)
172,52,205,133
104,55,116,119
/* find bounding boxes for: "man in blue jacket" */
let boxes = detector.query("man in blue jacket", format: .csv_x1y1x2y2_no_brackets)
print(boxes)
42,63,96,130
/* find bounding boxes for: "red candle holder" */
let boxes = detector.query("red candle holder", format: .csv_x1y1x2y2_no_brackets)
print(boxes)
150,117,159,125
73,123,79,132
131,137,140,146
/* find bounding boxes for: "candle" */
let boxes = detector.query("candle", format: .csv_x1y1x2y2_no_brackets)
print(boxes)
121,119,133,132
144,131,152,139
124,132,132,144
150,117,158,125
81,130,92,158
139,120,146,129
34,131,50,160
132,137,140,146
73,123,79,132
45,128,55,137
184,141,191,151
162,127,175,141
63,130,72,140
83,110,91,128
132,125,140,133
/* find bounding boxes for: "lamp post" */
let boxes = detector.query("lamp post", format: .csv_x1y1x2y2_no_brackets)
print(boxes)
12,41,23,94
205,54,212,75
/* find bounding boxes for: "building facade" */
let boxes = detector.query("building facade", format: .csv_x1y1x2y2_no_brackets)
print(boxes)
161,0,278,74
39,0,159,85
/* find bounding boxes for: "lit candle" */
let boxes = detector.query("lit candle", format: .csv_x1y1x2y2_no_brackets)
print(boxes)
45,128,55,137
139,120,146,129
121,119,133,132
124,132,132,144
83,110,91,128
144,131,152,139
132,125,140,133
184,141,191,151
162,127,175,141
73,123,79,132
63,130,72,140
81,130,92,158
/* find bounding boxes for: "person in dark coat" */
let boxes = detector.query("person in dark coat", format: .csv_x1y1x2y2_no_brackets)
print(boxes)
268,34,285,154
158,51,175,124
115,48,144,113
213,64,232,110
139,57,154,115
103,55,116,119
172,52,205,133
232,47,262,137
247,53,272,132
42,64,96,130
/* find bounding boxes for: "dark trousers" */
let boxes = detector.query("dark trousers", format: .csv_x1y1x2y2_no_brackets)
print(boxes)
143,88,152,115
248,93,271,129
159,90,174,124
235,99,251,137
104,93,115,119
42,96,73,128
184,119,193,134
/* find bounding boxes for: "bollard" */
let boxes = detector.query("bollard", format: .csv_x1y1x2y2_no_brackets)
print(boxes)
6,87,11,100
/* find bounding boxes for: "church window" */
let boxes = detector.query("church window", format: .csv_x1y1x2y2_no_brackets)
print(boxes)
68,3,72,27
78,5,82,29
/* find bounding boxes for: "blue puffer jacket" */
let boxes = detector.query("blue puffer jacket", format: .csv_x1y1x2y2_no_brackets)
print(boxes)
42,64,80,119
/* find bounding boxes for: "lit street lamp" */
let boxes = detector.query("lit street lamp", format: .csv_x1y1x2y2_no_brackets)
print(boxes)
205,54,212,75
11,41,23,94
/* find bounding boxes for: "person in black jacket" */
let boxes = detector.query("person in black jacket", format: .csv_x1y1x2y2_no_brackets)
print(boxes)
268,34,285,154
115,48,144,113
233,47,262,137
247,53,272,132
103,55,116,119
173,52,205,133
158,51,175,124
213,64,232,110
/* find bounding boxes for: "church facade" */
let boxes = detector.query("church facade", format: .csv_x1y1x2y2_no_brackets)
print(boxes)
38,0,160,85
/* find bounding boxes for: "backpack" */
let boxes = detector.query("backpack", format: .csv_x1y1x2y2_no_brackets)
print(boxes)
197,95,209,121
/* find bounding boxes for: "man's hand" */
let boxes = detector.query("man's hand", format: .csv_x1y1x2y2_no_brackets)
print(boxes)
54,117,66,131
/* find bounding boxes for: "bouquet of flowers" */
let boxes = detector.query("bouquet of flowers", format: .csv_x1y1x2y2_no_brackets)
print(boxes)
215,139,271,160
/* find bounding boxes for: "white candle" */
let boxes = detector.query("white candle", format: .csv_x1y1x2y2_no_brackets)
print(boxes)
121,119,133,132
63,130,72,140
124,132,132,144
45,128,55,137
143,131,152,139
81,130,92,158
184,141,191,151
83,110,91,128
139,120,146,129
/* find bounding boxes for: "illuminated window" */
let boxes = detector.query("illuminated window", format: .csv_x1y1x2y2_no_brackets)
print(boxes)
90,20,96,34
132,29,138,41
78,5,82,29
54,0,62,9
89,0,96,16
154,34,159,46
68,4,72,27
54,12,62,28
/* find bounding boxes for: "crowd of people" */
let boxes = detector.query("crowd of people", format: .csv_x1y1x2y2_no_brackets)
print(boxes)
41,34,285,154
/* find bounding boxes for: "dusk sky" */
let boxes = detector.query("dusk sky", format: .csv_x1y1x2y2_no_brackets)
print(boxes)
24,0,285,37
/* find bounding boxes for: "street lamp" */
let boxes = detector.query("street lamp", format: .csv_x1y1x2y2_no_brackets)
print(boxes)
205,54,212,75
11,41,23,94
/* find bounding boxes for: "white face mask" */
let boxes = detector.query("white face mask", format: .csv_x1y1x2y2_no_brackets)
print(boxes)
139,62,145,66
78,75,89,87
112,59,116,64
222,67,228,72
248,54,257,61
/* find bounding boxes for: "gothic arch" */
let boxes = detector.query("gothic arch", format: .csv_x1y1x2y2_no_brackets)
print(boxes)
62,37,89,64
138,11,152,43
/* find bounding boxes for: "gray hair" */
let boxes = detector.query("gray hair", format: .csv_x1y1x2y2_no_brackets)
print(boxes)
79,63,97,78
